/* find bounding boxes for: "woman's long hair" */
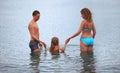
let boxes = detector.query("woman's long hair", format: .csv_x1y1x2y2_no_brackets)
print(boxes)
81,8,92,22
50,37,59,52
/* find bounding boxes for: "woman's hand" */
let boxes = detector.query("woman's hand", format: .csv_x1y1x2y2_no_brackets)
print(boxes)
65,38,71,44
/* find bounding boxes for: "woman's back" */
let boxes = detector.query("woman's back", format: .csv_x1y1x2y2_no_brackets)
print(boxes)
81,20,94,38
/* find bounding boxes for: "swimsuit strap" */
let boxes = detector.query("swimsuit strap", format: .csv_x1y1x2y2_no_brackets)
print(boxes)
82,28,92,31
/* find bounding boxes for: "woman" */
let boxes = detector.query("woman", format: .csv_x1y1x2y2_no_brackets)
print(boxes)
65,8,96,52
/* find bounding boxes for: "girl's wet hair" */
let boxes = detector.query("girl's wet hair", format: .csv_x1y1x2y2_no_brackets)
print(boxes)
81,8,92,22
50,37,59,52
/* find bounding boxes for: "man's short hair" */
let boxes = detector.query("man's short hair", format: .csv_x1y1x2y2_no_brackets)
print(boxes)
32,10,40,16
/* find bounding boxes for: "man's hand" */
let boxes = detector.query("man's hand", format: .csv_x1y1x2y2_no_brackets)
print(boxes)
39,42,42,47
39,41,47,49
42,42,47,49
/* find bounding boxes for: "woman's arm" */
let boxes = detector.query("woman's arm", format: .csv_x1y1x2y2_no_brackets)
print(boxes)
65,21,84,44
92,22,96,38
69,22,84,39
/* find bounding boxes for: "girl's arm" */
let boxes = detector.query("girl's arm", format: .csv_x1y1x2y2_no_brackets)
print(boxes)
59,44,67,53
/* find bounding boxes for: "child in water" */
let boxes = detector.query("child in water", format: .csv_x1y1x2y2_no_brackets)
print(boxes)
50,37,66,55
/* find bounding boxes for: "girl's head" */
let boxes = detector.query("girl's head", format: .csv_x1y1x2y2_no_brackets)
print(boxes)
81,8,92,22
50,37,59,52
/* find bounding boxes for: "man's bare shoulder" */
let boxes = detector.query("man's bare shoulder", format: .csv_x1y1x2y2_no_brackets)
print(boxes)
28,20,35,28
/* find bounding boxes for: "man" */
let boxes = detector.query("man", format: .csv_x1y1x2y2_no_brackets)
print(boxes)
28,10,46,54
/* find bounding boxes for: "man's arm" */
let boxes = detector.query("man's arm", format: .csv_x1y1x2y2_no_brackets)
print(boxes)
29,24,47,49
40,40,47,49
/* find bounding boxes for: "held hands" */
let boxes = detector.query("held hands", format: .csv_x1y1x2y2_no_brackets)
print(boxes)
60,47,65,53
60,37,71,53
65,37,71,44
60,43,67,53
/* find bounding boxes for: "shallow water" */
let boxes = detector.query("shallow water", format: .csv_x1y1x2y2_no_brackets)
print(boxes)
0,0,120,73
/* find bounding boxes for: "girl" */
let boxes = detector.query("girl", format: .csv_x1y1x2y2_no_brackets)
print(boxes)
65,8,96,53
50,37,66,55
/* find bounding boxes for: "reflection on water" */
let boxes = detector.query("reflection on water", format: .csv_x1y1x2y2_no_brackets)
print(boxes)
29,48,96,73
30,53,40,73
80,51,96,73
51,55,60,60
